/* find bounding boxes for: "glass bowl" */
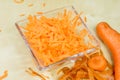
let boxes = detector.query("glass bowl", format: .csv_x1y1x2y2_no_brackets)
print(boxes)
15,5,100,70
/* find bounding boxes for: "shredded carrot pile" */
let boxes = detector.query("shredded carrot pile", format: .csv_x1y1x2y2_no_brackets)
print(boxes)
23,9,94,66
14,0,24,4
0,70,8,80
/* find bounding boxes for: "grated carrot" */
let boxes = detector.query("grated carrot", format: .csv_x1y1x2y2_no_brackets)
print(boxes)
23,10,94,66
42,3,46,7
19,13,25,17
79,11,83,15
36,12,43,15
14,0,24,4
0,70,8,80
26,68,49,80
84,16,87,22
28,3,34,7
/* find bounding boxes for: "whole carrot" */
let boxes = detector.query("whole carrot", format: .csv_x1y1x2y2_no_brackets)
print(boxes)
96,22,120,80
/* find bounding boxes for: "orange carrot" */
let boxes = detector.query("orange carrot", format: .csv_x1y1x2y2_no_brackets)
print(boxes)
88,55,107,71
96,22,120,80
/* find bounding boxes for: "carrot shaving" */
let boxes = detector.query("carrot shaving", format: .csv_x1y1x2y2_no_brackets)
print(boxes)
57,67,70,74
84,16,87,22
36,12,43,15
26,68,49,80
58,53,114,80
88,34,95,41
19,13,25,17
83,51,90,59
23,10,94,66
0,70,8,80
14,0,24,4
42,3,46,7
28,3,33,7
79,11,83,15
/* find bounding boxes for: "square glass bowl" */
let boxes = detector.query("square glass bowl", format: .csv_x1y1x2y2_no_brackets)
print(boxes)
15,6,100,70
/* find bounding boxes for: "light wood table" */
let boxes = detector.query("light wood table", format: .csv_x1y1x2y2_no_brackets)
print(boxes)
0,0,120,80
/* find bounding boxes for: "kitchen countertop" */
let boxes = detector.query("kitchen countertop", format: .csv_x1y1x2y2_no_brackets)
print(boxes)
0,0,120,80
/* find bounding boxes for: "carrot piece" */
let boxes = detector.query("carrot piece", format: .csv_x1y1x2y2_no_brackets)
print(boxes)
0,70,8,80
42,3,46,7
96,22,120,80
88,55,107,71
28,3,33,7
19,13,25,17
84,16,87,22
26,68,49,80
14,0,24,4
36,12,43,15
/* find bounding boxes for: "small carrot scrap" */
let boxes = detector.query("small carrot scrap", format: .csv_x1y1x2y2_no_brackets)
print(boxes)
84,16,87,22
26,68,48,80
79,11,84,15
36,12,43,15
14,0,24,4
88,54,107,71
42,3,46,7
19,13,25,17
28,3,33,7
0,70,8,80
23,9,94,66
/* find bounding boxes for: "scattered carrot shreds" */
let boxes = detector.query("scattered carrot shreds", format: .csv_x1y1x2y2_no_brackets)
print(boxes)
84,16,87,22
26,68,48,80
28,3,33,7
19,13,25,17
23,10,94,66
42,3,46,7
14,0,24,4
36,12,43,15
0,70,8,80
